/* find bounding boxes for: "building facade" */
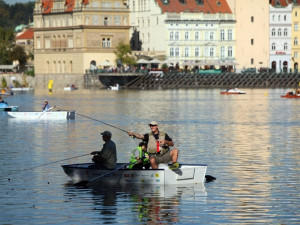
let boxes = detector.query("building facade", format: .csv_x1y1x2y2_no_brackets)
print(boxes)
292,1,300,73
227,0,270,72
33,0,130,81
270,0,292,73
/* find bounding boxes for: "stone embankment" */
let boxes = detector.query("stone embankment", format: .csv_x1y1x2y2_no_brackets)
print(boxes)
123,72,300,89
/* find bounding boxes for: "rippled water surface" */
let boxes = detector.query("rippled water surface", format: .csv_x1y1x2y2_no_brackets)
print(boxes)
0,88,299,224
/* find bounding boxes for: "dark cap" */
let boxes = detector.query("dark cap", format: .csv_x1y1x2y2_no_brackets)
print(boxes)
100,131,112,138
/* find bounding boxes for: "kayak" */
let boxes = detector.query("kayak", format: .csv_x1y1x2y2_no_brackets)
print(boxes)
0,105,19,111
62,162,207,185
7,111,76,120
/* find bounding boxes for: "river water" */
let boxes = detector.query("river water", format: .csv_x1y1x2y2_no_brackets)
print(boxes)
0,88,299,224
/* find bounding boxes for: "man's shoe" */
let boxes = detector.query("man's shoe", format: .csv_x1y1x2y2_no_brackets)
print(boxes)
169,162,179,170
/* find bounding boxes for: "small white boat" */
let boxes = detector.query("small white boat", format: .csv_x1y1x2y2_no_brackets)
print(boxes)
64,85,78,91
109,83,119,91
7,110,76,120
11,87,33,91
62,162,207,185
220,88,246,95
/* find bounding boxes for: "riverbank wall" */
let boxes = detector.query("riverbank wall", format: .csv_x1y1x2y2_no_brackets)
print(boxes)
1,72,300,91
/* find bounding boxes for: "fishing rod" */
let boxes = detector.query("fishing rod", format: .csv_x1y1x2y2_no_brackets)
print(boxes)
55,106,129,134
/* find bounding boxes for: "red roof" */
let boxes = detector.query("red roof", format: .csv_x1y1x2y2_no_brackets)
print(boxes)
270,0,292,7
16,29,34,40
155,0,232,14
42,0,53,14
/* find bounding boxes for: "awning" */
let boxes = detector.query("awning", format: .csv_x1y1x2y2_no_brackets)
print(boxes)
137,59,150,64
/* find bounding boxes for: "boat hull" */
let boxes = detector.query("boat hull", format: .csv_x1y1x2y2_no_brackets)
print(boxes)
220,91,246,95
11,87,33,91
7,111,76,120
281,94,300,98
62,163,207,185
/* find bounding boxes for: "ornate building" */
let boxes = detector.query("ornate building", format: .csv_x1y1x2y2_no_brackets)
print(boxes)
33,0,130,88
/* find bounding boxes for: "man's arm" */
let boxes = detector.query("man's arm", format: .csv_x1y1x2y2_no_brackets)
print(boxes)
127,132,145,139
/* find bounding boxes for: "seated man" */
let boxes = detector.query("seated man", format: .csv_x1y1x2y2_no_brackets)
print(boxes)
90,131,117,169
129,142,150,169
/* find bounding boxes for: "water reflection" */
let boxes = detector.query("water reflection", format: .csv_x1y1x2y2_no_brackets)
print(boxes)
64,183,206,224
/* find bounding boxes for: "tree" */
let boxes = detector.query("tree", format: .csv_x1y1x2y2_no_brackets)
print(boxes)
9,45,27,70
114,41,136,66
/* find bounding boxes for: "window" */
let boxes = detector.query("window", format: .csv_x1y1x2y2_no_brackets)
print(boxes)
272,28,276,36
296,11,298,17
170,47,174,56
107,38,111,48
220,29,225,40
205,32,209,40
210,32,214,40
210,47,214,57
251,58,254,65
68,38,73,48
294,51,298,59
185,32,189,40
195,47,199,57
205,47,209,57
251,39,254,45
170,31,174,40
37,38,41,49
251,16,254,22
221,46,225,58
184,47,189,57
175,47,179,57
278,29,281,36
284,43,288,50
295,23,298,31
195,31,199,41
278,15,280,21
294,37,298,46
284,15,286,21
284,28,288,36
175,32,179,40
272,15,275,21
228,29,232,40
228,46,233,57
45,39,50,49
272,43,276,50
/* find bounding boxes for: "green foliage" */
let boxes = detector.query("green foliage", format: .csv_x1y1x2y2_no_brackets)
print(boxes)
25,69,35,77
9,45,27,70
161,63,168,70
0,0,34,28
13,79,21,88
114,41,136,66
1,76,7,88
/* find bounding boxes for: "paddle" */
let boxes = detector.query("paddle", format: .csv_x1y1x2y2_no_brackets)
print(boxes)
38,107,53,119
74,164,128,187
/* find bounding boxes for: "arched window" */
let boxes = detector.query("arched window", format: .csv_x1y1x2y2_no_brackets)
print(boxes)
284,43,288,50
175,47,179,57
272,28,276,36
175,32,179,40
209,47,214,57
228,46,233,57
185,31,189,40
170,47,174,57
221,46,225,58
184,47,189,57
220,29,225,40
284,28,288,36
278,29,282,36
170,31,174,40
195,31,199,41
272,43,276,50
195,47,199,57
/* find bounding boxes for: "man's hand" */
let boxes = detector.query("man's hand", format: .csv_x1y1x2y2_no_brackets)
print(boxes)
90,151,100,155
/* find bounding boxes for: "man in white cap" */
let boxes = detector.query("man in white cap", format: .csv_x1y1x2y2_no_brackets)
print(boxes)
128,121,179,170
90,130,117,169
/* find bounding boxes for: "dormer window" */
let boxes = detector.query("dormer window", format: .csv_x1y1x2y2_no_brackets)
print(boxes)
196,0,204,5
162,0,169,4
217,1,221,6
179,0,186,4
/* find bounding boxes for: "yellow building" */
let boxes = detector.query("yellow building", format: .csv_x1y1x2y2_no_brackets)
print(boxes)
227,0,270,72
292,3,300,73
33,0,130,88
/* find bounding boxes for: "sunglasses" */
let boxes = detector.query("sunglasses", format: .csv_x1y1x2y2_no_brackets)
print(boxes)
149,125,157,127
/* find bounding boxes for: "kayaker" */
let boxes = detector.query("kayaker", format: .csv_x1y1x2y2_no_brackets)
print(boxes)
42,100,51,111
127,121,179,170
129,142,150,170
90,131,117,169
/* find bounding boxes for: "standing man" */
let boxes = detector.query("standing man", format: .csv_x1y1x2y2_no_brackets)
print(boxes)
128,121,179,170
91,131,117,169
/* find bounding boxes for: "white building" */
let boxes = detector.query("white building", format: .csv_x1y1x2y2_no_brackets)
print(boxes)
270,1,292,73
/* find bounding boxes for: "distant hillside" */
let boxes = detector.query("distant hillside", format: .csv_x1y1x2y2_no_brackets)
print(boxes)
0,0,34,28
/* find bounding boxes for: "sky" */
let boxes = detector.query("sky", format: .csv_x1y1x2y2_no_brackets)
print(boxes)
4,0,33,5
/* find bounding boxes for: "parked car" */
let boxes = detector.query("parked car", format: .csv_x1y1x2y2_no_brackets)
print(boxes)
242,68,256,74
